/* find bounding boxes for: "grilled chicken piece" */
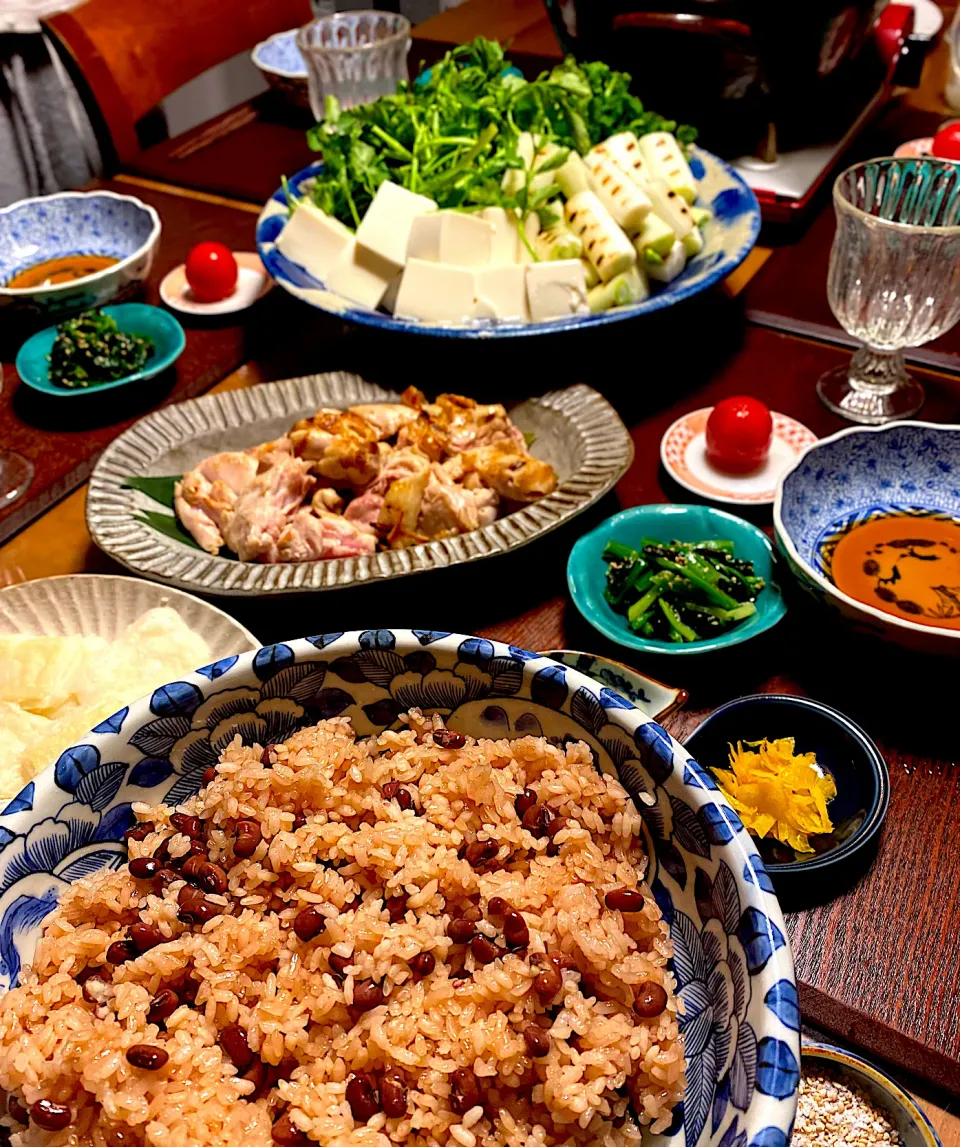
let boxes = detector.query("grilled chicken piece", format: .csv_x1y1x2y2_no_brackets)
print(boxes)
312,487,345,514
221,454,314,562
421,393,527,454
173,451,260,555
418,464,499,538
348,403,419,441
341,448,432,547
246,437,294,462
276,509,376,562
462,442,557,502
289,408,380,488
396,416,448,461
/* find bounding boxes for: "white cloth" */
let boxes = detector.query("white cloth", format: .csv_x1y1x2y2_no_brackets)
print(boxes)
0,0,77,36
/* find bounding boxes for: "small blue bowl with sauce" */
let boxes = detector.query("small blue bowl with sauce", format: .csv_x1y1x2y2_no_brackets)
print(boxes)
15,304,186,397
685,694,889,899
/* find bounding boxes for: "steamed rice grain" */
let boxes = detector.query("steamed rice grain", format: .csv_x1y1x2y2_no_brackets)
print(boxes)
0,713,684,1147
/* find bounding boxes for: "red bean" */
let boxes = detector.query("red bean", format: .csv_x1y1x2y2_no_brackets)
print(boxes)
433,728,465,750
470,935,499,965
261,744,279,767
271,1114,309,1146
533,963,562,1002
514,788,537,818
464,839,498,868
503,910,529,950
605,888,645,912
351,979,384,1012
151,868,179,896
327,952,351,981
219,1023,253,1068
487,896,509,917
546,816,569,856
75,964,105,985
634,981,669,1019
449,1067,480,1115
7,1096,27,1125
409,952,435,980
381,1068,408,1118
293,905,326,942
384,895,407,923
523,1025,550,1057
170,813,203,839
124,821,154,843
147,988,179,1024
107,940,138,965
346,1072,380,1122
178,897,219,925
81,973,111,1005
234,819,262,859
129,923,164,952
29,1099,72,1131
129,856,160,880
126,1044,169,1070
197,861,227,894
447,918,476,944
181,855,206,881
202,767,217,786
522,804,553,838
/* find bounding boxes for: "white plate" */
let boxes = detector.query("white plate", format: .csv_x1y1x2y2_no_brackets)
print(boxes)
160,252,271,316
661,407,817,506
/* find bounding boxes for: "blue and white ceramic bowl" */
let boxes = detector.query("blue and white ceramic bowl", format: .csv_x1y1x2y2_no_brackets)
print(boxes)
0,630,798,1147
774,421,960,655
251,28,310,107
0,190,161,319
256,148,761,338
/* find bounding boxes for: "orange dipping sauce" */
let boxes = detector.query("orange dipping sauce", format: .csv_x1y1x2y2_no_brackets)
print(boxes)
830,513,960,629
6,254,117,289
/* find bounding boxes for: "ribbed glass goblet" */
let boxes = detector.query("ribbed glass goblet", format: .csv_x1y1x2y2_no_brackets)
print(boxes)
818,157,960,425
298,11,411,118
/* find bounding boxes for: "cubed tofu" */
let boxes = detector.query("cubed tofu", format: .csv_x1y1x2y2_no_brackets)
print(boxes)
647,239,688,284
438,212,494,267
275,200,354,282
394,258,477,323
407,213,443,262
380,272,403,314
325,238,395,310
356,181,437,274
525,259,589,321
474,264,528,320
481,207,521,264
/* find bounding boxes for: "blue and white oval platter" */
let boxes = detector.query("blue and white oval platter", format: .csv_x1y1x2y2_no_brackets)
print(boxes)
256,148,761,338
0,631,798,1147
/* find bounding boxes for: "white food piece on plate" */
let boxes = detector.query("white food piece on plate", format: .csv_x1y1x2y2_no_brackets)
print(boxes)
587,265,648,313
407,213,443,262
474,264,528,320
438,211,495,267
355,180,437,273
564,190,637,282
555,152,591,199
275,200,354,282
380,272,403,314
682,224,704,257
647,239,688,283
593,132,651,187
325,239,396,309
584,151,652,234
525,258,589,321
518,212,540,264
534,219,582,262
634,212,676,257
481,207,520,264
645,180,696,240
638,132,697,204
394,258,477,322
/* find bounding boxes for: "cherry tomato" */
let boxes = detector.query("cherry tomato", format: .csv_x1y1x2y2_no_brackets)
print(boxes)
185,242,238,302
705,396,773,475
931,123,960,161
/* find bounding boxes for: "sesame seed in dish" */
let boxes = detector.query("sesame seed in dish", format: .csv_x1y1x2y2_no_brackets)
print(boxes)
0,711,685,1146
793,1066,904,1147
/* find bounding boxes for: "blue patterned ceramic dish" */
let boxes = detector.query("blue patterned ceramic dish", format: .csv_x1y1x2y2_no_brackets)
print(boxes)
568,504,787,656
15,303,186,397
251,29,310,107
774,421,960,655
801,1044,942,1147
540,649,689,722
0,630,798,1147
0,191,161,319
255,148,761,338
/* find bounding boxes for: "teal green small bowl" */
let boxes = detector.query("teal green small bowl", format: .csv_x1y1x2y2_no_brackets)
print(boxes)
15,303,186,397
567,503,787,655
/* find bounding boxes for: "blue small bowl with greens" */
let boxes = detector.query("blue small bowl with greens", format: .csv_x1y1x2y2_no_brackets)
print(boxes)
15,303,185,397
567,503,787,655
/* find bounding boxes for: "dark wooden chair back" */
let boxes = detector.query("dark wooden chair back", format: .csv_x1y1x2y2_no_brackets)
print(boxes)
43,0,312,165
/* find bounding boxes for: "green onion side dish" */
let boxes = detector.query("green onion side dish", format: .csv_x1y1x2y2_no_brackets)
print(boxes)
49,309,155,389
603,537,765,643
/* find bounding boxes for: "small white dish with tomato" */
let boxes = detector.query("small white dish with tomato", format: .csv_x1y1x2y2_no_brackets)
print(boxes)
660,397,817,506
160,243,271,316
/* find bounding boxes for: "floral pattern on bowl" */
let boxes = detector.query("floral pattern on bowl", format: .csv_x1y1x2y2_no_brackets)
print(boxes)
774,421,960,655
0,191,161,318
251,29,310,107
540,649,688,722
0,631,799,1147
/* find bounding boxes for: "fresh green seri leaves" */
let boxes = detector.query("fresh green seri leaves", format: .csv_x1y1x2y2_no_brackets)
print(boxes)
304,37,696,230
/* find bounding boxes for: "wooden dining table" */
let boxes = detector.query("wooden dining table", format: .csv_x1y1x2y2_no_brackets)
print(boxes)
2,0,960,1140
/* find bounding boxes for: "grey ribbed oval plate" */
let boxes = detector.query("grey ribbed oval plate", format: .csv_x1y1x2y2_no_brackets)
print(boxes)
86,373,633,597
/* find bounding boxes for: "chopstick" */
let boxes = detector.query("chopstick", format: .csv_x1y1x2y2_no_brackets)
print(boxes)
168,105,258,160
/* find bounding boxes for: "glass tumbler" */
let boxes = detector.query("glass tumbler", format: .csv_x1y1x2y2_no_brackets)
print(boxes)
298,11,411,118
818,157,960,425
